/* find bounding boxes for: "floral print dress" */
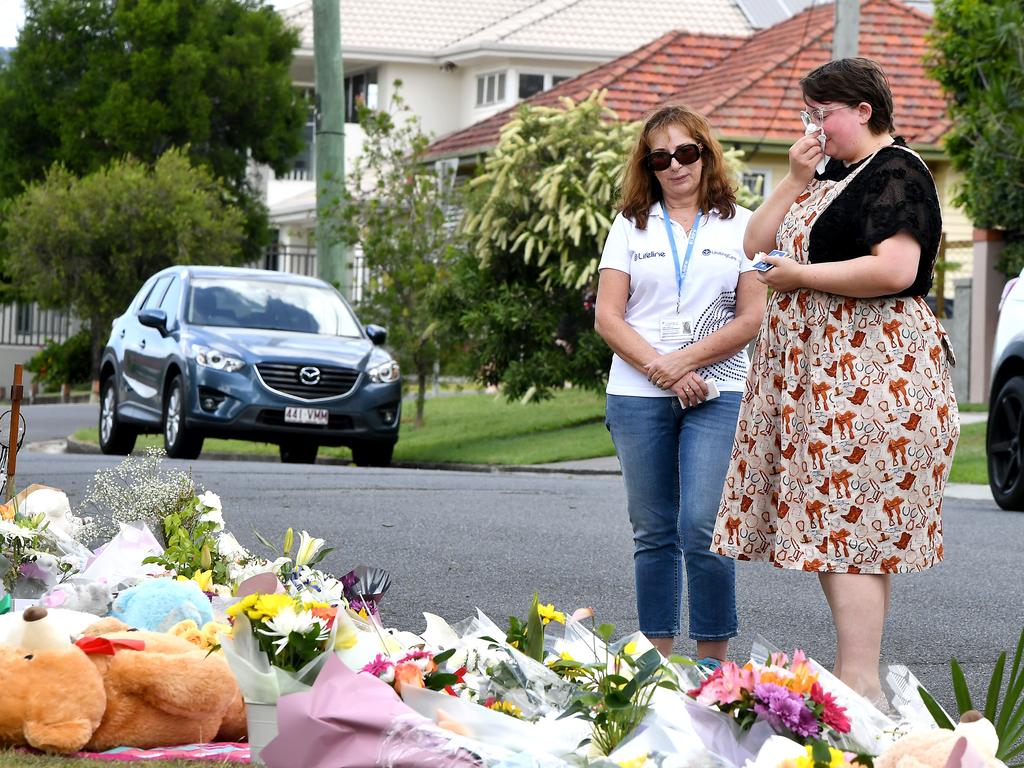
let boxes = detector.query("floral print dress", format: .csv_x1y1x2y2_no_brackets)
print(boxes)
711,144,959,574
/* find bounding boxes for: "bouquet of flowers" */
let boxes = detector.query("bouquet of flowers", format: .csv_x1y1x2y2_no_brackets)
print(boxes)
219,591,340,703
361,649,466,696
688,650,851,745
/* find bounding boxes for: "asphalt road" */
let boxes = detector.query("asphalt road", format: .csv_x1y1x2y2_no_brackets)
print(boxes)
16,424,1024,715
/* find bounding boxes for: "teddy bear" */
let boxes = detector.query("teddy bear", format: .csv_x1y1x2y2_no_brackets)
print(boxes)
0,606,245,753
875,710,1007,768
109,578,214,633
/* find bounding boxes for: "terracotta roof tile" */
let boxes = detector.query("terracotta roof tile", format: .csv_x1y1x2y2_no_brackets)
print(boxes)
427,0,950,158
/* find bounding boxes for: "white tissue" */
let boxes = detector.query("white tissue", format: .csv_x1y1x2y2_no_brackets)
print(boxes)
805,120,828,175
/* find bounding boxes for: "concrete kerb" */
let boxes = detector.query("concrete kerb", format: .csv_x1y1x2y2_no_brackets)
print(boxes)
56,436,992,502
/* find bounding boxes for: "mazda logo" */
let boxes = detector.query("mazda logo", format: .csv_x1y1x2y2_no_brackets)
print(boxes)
299,366,321,385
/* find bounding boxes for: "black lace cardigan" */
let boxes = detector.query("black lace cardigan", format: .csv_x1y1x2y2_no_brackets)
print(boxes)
809,137,943,297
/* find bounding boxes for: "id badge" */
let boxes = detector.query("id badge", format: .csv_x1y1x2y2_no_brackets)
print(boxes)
660,315,693,343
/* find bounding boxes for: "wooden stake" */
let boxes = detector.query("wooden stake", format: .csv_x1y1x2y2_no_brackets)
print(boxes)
6,365,23,502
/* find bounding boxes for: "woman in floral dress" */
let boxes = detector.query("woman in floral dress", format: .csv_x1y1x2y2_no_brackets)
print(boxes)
711,58,959,704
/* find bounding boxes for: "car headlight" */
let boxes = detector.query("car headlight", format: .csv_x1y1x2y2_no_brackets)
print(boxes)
192,344,245,373
367,359,400,383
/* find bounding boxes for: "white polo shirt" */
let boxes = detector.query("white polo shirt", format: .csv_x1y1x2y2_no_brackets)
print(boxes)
599,203,755,397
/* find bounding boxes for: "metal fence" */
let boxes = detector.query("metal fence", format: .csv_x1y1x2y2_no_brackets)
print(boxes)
0,302,76,347
248,243,369,303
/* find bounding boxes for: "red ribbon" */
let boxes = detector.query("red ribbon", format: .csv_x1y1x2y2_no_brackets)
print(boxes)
74,637,146,656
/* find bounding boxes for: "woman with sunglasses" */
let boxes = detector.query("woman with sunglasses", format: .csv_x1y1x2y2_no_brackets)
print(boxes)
595,104,766,666
711,58,959,705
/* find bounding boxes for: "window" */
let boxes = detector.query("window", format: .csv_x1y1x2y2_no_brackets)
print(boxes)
741,170,771,198
344,69,378,123
475,71,507,107
518,73,545,100
142,276,172,310
286,92,316,181
159,277,182,324
515,72,572,102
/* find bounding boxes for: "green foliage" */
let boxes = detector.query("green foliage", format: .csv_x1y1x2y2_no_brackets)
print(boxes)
437,91,761,400
558,622,682,755
921,626,1024,766
0,0,305,253
143,496,229,585
24,328,92,390
2,149,247,376
325,84,460,425
929,0,1024,276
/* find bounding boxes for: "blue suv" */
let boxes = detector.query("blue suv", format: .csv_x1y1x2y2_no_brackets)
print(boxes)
99,266,402,466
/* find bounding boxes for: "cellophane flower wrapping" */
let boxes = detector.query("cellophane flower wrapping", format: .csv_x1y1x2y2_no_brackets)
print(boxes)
78,521,167,585
749,637,900,755
605,709,738,768
218,613,336,704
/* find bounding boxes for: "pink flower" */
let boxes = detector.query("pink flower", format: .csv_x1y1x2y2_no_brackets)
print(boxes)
692,661,754,705
769,651,790,668
361,653,395,681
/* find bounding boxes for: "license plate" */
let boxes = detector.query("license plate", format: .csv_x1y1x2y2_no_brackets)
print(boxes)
284,407,329,426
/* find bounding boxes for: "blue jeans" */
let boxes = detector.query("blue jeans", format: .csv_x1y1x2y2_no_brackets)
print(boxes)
606,392,740,641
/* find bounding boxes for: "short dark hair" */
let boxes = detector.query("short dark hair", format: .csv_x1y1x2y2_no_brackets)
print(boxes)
800,58,895,135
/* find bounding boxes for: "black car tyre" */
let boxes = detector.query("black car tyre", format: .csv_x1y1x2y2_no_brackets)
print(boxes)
350,441,394,468
163,375,204,460
98,376,138,455
279,441,319,464
988,375,1024,511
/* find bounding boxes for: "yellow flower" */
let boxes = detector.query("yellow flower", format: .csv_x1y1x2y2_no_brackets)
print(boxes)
168,619,203,648
623,641,638,656
617,754,650,768
201,621,231,650
783,745,849,768
334,608,359,650
560,651,575,662
226,594,259,619
485,699,524,719
537,603,565,625
177,570,214,593
226,592,295,622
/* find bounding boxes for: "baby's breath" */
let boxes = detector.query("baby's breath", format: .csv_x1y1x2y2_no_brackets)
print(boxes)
78,448,196,546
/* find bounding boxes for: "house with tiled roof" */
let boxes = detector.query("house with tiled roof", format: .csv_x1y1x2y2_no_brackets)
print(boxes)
426,0,973,292
264,0,760,249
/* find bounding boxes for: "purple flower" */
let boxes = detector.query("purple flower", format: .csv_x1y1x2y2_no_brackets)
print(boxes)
752,683,821,739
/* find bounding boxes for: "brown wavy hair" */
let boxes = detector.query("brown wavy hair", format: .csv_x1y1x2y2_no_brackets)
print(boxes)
619,104,736,230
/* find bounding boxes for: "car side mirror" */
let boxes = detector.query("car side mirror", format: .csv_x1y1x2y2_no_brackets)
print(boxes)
138,308,169,336
365,324,387,345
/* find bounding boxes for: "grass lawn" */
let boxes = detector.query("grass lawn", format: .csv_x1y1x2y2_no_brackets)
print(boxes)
73,390,988,484
74,389,616,466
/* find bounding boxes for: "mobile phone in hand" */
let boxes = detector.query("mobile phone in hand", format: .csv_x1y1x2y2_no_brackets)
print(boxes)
752,249,788,271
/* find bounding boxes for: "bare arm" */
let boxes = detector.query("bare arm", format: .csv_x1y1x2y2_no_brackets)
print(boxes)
756,230,920,298
594,268,660,372
744,133,823,257
645,270,767,385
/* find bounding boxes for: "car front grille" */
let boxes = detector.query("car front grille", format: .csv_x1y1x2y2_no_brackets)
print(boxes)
255,362,360,400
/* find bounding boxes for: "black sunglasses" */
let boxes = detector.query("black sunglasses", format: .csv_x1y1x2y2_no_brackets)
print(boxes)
645,143,703,172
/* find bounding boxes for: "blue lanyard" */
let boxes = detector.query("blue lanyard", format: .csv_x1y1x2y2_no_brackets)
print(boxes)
660,202,702,314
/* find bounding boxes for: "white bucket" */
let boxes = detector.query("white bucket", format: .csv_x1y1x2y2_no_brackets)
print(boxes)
245,702,278,765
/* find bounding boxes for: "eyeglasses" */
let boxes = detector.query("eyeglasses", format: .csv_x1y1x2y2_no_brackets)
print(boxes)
645,143,703,172
800,105,853,126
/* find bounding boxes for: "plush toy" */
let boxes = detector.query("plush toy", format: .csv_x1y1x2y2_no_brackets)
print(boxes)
876,711,1006,768
41,579,114,616
0,607,245,753
0,606,100,648
110,578,214,632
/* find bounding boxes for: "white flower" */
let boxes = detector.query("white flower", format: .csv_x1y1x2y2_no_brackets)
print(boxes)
0,519,39,542
216,531,249,560
196,492,225,531
293,531,326,567
257,605,328,656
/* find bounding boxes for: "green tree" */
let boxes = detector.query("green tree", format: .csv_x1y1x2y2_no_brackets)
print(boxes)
437,91,760,401
2,149,246,377
0,0,305,254
326,85,461,426
930,0,1024,275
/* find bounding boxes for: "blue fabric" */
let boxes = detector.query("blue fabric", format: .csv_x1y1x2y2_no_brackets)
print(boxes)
606,392,740,641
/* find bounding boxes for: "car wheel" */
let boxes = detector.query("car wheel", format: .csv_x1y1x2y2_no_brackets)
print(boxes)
98,376,137,455
163,375,204,460
350,441,394,467
988,376,1024,511
279,441,318,464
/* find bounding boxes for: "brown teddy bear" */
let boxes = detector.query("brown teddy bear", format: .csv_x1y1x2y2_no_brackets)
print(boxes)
0,606,245,754
875,710,1007,768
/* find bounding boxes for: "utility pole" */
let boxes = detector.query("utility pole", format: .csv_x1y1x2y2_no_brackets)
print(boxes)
313,0,348,296
832,0,860,59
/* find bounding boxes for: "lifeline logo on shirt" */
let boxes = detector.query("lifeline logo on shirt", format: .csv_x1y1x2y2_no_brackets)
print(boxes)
633,250,667,261
702,248,740,263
